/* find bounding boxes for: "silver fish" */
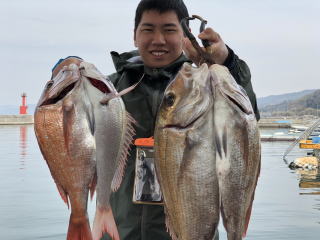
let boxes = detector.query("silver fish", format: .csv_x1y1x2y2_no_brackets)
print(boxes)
34,59,134,240
210,64,260,240
81,62,135,240
154,62,260,240
154,63,220,240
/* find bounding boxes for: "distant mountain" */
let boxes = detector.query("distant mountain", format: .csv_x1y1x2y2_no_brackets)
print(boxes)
0,104,36,115
1,89,319,116
260,89,320,117
257,89,317,108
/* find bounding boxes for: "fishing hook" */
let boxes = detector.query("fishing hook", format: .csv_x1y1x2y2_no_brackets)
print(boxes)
181,15,215,65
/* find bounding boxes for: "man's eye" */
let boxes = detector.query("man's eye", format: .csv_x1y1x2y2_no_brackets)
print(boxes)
165,29,176,32
141,28,152,32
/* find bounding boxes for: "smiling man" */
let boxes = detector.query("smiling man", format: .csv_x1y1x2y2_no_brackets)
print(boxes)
101,0,260,239
134,10,186,68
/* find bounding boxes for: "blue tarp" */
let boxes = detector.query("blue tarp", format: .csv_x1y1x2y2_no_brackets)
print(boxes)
273,120,291,124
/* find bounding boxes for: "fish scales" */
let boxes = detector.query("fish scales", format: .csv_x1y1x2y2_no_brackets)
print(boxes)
80,62,135,240
34,62,96,240
35,60,134,240
154,63,220,240
211,64,260,240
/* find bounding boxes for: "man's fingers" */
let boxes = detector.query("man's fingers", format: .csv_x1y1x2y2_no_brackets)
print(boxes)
183,37,201,65
183,38,194,54
198,27,220,43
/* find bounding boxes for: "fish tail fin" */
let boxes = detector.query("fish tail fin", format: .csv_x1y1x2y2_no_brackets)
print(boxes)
67,213,92,240
92,206,119,240
111,112,136,191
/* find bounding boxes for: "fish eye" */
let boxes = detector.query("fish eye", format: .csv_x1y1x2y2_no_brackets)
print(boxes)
46,80,54,89
164,93,175,107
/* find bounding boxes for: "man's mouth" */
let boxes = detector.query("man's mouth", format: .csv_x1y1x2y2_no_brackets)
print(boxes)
150,50,168,57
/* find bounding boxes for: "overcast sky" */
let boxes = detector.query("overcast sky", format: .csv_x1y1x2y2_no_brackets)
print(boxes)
0,0,319,106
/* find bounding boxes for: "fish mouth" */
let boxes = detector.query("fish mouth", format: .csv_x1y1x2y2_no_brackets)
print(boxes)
39,81,77,106
39,77,111,107
163,110,206,131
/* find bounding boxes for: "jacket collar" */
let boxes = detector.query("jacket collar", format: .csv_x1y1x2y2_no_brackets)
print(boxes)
110,50,191,79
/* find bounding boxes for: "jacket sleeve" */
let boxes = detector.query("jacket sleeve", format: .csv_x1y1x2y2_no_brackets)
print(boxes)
223,46,260,121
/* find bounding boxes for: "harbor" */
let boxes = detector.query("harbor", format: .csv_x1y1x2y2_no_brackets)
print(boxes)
0,115,34,125
1,98,320,239
1,115,319,142
1,124,319,240
0,93,34,125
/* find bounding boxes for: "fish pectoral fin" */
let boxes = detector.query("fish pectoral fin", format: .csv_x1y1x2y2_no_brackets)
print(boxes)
56,184,70,209
111,112,136,192
62,99,75,155
214,125,227,160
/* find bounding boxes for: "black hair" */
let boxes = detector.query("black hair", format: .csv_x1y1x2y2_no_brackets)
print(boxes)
134,0,189,31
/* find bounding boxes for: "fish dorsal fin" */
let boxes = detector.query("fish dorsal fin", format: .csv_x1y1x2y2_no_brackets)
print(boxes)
210,64,253,115
111,112,136,191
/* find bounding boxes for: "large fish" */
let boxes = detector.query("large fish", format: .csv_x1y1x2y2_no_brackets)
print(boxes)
154,62,260,240
211,64,260,239
82,62,135,240
154,63,220,240
34,59,133,240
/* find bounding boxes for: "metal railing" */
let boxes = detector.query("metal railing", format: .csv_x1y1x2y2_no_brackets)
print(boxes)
283,118,320,159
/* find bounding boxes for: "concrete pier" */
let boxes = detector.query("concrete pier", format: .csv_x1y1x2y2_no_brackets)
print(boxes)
0,115,34,125
258,122,291,128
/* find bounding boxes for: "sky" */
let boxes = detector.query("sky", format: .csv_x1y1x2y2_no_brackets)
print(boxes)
0,0,319,106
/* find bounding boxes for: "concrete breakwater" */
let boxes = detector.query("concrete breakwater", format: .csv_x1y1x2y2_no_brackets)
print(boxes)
0,115,34,125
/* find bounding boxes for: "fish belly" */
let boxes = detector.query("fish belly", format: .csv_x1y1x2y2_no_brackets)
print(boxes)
214,90,260,240
155,112,220,240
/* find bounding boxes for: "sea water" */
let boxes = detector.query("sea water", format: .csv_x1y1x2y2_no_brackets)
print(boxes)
0,125,319,239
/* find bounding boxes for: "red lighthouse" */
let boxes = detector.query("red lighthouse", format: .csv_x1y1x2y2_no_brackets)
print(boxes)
20,93,28,114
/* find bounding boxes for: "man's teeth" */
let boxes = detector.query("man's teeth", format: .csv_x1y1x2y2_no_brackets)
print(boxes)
152,52,166,56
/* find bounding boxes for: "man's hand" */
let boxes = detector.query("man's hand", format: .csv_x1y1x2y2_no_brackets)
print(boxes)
183,27,229,66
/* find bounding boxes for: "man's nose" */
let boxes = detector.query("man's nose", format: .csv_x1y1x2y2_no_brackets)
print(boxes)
152,31,165,45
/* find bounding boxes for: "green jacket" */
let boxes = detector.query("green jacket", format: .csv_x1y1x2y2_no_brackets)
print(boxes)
101,49,259,240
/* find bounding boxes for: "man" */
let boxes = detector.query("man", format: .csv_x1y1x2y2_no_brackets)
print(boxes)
53,0,259,239
101,0,259,240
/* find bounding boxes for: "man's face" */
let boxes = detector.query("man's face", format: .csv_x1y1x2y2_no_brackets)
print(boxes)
134,10,185,68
